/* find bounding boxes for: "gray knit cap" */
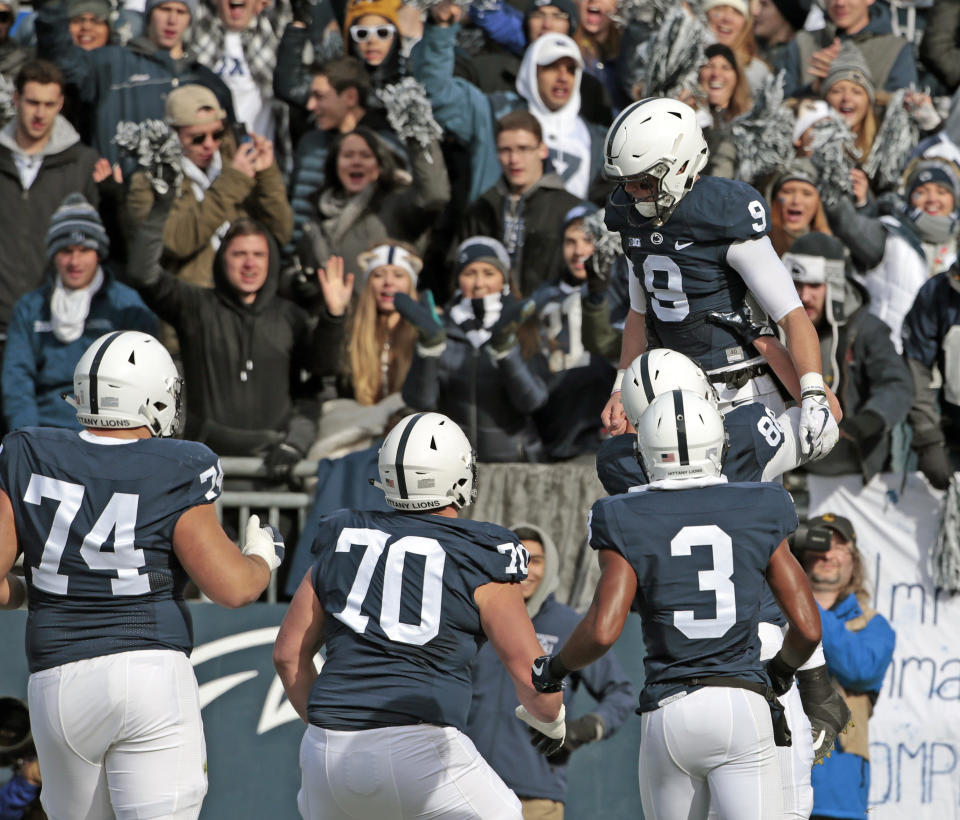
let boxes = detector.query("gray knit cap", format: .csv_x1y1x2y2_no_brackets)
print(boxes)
144,0,196,20
822,42,875,104
46,193,110,260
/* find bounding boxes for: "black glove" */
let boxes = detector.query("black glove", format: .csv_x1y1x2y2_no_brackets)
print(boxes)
706,305,775,345
916,442,952,490
546,712,605,764
584,254,609,296
796,665,853,764
527,725,565,757
393,292,446,350
839,410,886,449
531,654,567,693
490,296,536,355
291,0,314,25
765,651,798,697
262,441,303,482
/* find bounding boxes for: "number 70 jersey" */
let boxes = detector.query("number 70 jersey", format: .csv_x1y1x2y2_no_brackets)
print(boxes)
606,176,772,371
0,427,224,673
305,509,529,733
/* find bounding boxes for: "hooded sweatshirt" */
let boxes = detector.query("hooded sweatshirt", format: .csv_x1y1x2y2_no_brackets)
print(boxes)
515,36,593,200
127,206,345,456
0,115,99,334
464,522,634,803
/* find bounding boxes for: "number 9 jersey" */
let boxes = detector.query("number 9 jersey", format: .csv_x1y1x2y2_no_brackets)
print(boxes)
0,427,223,673
607,176,778,372
305,509,528,733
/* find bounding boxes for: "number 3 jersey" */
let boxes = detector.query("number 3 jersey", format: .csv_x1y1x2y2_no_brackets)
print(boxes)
588,480,797,712
605,176,771,372
0,428,222,673
305,509,527,733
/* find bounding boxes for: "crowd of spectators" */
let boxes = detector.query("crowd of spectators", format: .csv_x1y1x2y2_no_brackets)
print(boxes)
0,0,957,813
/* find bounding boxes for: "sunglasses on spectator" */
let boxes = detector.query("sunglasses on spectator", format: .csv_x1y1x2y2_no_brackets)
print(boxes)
189,129,226,146
350,23,395,42
0,11,12,23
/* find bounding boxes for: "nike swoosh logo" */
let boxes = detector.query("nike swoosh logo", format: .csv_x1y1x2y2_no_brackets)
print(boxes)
675,241,693,250
811,728,827,750
532,662,545,676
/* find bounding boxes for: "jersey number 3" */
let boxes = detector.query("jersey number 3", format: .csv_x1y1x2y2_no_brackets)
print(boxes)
671,525,736,639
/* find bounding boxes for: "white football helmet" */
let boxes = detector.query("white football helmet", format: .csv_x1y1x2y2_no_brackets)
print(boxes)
622,349,719,427
378,412,477,511
604,97,709,221
65,331,183,437
636,390,726,481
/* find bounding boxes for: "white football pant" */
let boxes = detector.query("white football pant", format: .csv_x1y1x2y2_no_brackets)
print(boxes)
297,723,522,819
639,685,782,820
28,649,207,820
716,372,786,417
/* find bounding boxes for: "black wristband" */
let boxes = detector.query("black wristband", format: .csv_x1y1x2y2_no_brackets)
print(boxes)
549,654,572,681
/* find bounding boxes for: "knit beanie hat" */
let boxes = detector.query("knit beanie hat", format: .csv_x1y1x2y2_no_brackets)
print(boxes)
704,42,739,73
771,157,819,196
457,237,511,277
344,0,400,32
905,160,960,204
144,0,195,20
821,42,875,103
783,231,845,284
562,201,598,233
46,193,110,260
525,0,578,36
770,0,809,31
67,0,110,20
702,0,749,18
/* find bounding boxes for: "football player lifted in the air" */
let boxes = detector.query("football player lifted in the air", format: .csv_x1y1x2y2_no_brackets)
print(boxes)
600,97,838,463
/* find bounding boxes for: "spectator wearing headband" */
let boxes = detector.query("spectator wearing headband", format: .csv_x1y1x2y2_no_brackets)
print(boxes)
399,236,549,462
2,193,156,431
340,241,420,406
786,231,912,482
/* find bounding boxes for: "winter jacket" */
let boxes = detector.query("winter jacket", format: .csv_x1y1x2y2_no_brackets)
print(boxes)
531,279,616,459
2,268,157,431
465,522,634,803
401,301,549,462
126,201,344,456
826,198,928,353
36,2,235,164
810,593,895,820
0,116,99,335
285,113,403,252
461,172,583,296
803,282,913,483
902,268,960,449
920,0,960,92
0,39,31,78
0,773,41,820
125,131,293,288
783,2,917,96
297,137,449,285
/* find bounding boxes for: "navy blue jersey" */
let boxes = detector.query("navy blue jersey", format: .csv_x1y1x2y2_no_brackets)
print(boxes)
596,404,790,626
588,480,797,711
306,509,528,732
606,176,771,371
0,428,223,673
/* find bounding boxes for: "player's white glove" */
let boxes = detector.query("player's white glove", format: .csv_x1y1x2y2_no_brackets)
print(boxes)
799,374,839,460
241,514,285,571
515,703,566,756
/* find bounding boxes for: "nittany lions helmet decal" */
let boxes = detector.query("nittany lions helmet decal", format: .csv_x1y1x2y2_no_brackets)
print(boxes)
622,349,719,426
377,412,477,511
604,97,709,222
636,390,726,481
65,331,183,437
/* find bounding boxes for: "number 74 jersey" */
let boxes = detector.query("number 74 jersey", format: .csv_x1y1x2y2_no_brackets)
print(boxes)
0,427,224,673
588,479,797,712
305,509,529,733
606,176,771,372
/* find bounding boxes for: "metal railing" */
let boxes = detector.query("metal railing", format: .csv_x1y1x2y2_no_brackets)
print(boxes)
217,457,318,603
